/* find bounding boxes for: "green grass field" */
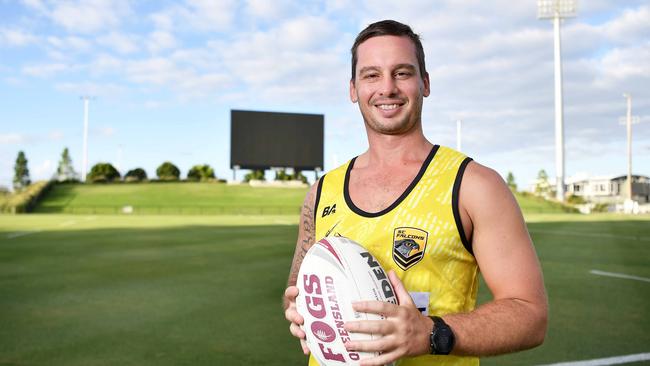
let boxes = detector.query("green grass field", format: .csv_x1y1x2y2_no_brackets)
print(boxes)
35,183,308,215
1,212,649,365
33,182,574,216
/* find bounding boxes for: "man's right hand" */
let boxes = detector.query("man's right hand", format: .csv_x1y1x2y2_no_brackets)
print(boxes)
284,285,310,355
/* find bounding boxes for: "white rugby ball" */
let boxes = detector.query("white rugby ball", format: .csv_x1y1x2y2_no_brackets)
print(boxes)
296,236,397,366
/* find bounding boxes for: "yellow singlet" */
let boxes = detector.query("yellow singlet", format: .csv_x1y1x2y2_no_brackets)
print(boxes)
308,145,479,366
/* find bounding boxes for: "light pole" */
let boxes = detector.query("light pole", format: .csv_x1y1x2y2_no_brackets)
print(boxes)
81,96,91,182
538,0,577,202
620,93,640,201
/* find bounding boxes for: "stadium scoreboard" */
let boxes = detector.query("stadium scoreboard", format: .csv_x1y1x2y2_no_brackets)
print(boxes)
230,110,324,171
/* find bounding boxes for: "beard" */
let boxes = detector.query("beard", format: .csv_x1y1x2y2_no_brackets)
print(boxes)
359,96,424,136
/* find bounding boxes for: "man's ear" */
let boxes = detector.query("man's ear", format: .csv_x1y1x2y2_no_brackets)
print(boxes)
349,79,358,103
422,72,431,97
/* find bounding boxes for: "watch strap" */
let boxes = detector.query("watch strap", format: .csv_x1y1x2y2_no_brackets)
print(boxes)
429,316,455,355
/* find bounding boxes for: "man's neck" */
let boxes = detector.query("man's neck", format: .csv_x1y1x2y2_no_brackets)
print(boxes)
358,125,433,169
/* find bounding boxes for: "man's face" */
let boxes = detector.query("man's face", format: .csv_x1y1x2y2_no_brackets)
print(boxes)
350,35,430,136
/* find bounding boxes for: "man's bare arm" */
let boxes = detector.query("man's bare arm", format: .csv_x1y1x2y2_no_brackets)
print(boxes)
283,181,320,355
284,181,319,308
446,162,548,355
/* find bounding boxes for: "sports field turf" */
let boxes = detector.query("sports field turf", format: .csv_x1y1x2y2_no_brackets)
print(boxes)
35,183,308,214
1,213,648,365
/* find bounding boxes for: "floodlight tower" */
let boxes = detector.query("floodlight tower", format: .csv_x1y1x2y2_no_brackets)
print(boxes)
620,93,640,201
538,0,577,202
81,96,91,182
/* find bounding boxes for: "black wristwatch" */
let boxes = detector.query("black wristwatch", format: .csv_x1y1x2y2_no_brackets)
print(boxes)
429,316,455,355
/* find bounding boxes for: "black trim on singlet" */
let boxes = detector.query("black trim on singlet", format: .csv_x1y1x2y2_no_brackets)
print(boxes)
313,175,325,224
344,145,440,218
452,157,474,256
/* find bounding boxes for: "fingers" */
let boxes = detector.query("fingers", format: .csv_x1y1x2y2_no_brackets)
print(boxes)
352,300,399,316
359,350,403,366
284,285,311,355
387,270,414,307
289,321,306,339
345,337,405,366
285,307,304,329
284,285,299,300
300,338,311,355
345,320,392,335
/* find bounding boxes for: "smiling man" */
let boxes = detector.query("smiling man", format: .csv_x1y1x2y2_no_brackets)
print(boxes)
284,20,548,366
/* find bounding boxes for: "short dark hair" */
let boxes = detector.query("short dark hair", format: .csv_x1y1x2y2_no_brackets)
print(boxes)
350,20,427,81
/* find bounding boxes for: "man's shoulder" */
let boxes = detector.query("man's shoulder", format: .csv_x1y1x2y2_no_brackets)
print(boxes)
461,161,519,214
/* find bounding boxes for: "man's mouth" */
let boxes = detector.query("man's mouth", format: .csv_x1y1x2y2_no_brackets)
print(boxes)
378,104,400,110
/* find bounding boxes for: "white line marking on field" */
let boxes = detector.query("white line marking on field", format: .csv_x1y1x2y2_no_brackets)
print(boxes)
529,229,650,242
537,352,650,366
59,220,77,227
7,230,42,239
590,270,650,283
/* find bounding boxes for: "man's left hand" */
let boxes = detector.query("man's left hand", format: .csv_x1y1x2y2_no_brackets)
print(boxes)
344,270,433,365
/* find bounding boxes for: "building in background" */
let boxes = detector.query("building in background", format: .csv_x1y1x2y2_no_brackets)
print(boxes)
566,174,650,204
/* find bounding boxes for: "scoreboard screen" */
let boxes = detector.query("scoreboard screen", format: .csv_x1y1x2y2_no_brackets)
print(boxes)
230,110,324,171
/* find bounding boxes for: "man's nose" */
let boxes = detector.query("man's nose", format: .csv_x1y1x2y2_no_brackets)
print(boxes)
379,74,398,96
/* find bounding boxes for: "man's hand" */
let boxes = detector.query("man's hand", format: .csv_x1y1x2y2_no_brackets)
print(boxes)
344,270,432,365
284,286,310,355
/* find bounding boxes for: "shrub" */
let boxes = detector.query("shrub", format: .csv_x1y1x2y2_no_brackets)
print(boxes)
187,164,215,182
125,168,148,182
156,162,180,181
87,163,120,183
244,169,265,182
1,180,52,213
567,194,586,205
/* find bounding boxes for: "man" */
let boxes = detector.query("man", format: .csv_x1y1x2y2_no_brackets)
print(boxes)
284,20,547,366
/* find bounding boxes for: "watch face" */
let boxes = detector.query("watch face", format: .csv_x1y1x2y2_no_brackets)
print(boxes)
435,328,452,352
430,317,455,355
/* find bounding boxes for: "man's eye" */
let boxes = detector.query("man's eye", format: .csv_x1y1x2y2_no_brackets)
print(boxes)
363,73,379,80
395,71,412,79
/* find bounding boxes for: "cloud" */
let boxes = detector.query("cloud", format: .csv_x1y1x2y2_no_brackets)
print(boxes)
55,81,125,97
46,35,92,52
150,0,237,33
245,0,298,21
42,0,132,34
22,62,69,77
184,0,237,32
602,5,650,45
97,126,115,137
0,28,38,46
97,32,139,54
0,133,26,145
124,56,233,99
147,30,177,53
48,130,64,141
33,159,54,179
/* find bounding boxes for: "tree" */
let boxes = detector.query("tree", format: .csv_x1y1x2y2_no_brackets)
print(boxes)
274,168,291,181
13,151,30,191
156,161,180,181
534,169,552,198
274,169,307,183
87,163,121,183
244,169,265,182
56,147,78,182
506,171,517,192
292,170,308,184
124,168,148,182
187,164,215,181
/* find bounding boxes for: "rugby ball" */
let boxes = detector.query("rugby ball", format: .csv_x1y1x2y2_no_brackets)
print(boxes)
296,236,397,365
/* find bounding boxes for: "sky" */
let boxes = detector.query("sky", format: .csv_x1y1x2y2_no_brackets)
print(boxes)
1,0,649,191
